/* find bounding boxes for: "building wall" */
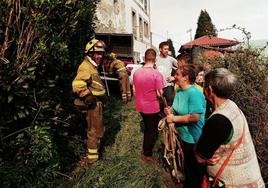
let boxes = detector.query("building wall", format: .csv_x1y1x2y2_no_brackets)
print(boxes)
95,0,127,33
95,0,151,62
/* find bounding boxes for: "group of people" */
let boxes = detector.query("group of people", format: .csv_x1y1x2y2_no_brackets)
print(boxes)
72,38,264,187
132,41,264,187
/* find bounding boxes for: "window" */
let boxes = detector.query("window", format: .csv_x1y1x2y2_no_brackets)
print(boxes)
144,0,147,12
132,11,137,39
139,17,143,41
144,21,149,38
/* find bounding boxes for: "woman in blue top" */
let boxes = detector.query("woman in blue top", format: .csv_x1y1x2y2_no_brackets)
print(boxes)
164,65,206,188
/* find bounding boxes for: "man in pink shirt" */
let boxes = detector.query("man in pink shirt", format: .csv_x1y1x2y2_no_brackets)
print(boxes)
133,48,164,164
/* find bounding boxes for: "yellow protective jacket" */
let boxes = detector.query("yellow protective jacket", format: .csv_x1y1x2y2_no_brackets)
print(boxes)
108,59,127,75
72,56,105,98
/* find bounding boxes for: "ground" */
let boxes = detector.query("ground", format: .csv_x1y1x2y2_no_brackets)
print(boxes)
61,98,183,187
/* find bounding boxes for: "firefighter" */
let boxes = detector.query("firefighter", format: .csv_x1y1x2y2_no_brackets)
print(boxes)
108,52,131,103
72,38,106,164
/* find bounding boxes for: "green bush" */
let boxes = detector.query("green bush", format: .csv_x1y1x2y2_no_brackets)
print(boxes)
202,46,268,184
0,0,99,187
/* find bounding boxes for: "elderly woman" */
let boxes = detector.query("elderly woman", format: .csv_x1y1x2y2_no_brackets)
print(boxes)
195,68,264,187
165,65,206,188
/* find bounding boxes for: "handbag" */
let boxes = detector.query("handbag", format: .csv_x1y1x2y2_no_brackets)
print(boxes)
202,110,246,188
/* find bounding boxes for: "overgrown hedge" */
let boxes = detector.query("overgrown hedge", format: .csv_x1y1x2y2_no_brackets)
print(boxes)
0,0,99,187
198,46,268,183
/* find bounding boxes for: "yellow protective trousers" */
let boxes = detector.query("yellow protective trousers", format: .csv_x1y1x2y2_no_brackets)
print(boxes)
118,71,131,102
86,101,105,154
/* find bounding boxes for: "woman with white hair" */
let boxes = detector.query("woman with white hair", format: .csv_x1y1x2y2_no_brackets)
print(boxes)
195,68,264,187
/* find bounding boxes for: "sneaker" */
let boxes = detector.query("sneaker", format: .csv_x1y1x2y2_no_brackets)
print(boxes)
140,154,159,164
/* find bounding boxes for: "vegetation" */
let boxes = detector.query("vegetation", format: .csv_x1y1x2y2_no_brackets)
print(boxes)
60,99,163,188
0,0,99,187
195,43,268,184
167,39,176,58
194,9,217,39
0,1,267,187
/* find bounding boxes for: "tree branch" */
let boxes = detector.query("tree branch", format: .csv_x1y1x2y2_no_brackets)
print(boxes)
1,0,15,57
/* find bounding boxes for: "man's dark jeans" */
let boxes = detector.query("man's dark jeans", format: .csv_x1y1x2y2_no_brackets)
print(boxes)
159,85,175,117
140,112,161,156
163,85,175,106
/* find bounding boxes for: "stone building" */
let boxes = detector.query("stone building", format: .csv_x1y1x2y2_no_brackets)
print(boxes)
95,0,151,63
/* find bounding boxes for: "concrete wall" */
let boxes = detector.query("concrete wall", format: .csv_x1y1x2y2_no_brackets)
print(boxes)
95,0,151,62
95,0,126,33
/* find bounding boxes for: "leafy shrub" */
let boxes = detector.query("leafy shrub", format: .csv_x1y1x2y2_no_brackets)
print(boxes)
0,0,99,187
201,46,268,184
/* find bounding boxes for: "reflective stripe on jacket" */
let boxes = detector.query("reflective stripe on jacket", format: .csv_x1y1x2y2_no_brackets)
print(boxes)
72,56,105,97
108,59,126,75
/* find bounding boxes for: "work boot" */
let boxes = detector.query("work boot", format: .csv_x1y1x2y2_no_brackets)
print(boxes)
127,92,131,102
140,154,159,164
86,148,99,163
79,156,97,167
122,94,127,104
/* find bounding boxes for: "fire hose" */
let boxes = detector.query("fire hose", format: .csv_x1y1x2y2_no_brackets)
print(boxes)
102,64,110,97
158,96,185,182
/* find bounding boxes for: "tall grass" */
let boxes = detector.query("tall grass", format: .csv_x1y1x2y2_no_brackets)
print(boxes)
62,98,163,188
